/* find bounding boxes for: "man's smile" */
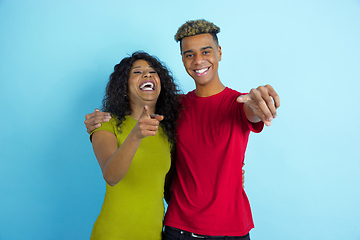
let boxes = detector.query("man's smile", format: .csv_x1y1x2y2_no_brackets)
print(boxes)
194,67,210,76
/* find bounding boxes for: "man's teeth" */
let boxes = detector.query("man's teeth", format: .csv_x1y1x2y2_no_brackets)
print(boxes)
195,68,208,74
139,82,154,90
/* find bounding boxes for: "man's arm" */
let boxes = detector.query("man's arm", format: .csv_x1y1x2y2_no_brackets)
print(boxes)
84,109,112,134
237,84,280,126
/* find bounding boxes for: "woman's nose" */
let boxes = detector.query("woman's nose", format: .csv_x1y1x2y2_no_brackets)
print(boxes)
143,70,152,78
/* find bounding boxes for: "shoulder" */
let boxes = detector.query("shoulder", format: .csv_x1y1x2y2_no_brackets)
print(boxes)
99,117,119,130
182,90,194,98
90,117,121,139
178,90,194,105
225,87,244,97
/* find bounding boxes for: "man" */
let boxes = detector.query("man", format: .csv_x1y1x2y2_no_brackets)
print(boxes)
85,20,280,239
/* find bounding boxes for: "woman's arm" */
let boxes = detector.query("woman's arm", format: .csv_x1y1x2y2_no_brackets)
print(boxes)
92,129,142,186
92,106,164,186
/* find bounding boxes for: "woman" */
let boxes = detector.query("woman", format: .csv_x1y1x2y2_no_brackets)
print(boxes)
89,51,181,240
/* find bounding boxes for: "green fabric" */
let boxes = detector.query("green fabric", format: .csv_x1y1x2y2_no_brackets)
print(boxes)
90,116,171,240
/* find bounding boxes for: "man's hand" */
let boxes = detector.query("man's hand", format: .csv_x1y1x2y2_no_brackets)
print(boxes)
133,105,164,139
84,109,111,134
237,84,280,126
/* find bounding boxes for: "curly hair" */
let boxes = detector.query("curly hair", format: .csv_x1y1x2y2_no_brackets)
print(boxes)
101,51,182,145
174,19,220,46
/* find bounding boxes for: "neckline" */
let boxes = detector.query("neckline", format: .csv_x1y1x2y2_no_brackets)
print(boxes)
125,115,137,122
191,87,228,99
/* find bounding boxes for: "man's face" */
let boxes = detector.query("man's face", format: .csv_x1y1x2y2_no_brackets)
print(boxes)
181,33,222,88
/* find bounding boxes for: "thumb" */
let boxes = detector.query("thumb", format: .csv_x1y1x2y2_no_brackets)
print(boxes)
236,94,249,103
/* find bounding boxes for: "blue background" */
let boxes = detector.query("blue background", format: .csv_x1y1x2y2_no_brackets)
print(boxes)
1,0,360,239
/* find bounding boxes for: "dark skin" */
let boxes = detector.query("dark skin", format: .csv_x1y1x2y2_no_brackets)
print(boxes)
85,33,280,203
91,59,166,186
179,33,280,125
84,109,111,134
86,111,246,203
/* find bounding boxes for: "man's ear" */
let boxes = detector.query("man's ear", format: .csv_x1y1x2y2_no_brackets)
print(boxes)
218,45,222,61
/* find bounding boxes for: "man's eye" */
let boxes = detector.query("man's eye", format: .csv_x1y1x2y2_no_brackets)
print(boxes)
203,51,210,54
186,54,194,58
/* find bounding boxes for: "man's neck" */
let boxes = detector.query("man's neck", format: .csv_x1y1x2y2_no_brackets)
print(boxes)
195,81,226,97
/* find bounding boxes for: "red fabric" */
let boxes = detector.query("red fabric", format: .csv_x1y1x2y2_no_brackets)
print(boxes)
164,87,263,236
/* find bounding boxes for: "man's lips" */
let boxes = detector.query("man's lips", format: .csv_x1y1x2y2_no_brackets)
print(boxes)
193,67,210,76
139,80,155,91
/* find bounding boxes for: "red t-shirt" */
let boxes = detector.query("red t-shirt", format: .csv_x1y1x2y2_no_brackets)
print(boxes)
164,87,264,236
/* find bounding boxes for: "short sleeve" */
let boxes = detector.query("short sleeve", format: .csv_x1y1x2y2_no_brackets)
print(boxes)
89,118,117,142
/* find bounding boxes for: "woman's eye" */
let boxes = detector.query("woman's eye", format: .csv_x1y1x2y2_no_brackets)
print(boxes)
133,71,142,74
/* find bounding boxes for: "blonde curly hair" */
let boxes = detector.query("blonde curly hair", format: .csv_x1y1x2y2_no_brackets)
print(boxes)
174,19,220,43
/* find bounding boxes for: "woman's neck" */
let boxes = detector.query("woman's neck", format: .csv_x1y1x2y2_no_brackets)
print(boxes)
129,102,156,120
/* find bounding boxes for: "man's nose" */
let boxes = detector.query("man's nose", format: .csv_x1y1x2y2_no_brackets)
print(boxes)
193,54,205,64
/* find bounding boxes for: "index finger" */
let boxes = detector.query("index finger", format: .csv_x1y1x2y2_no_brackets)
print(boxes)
140,105,151,119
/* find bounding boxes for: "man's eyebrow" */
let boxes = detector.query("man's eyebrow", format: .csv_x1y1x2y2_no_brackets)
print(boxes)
182,46,213,55
201,46,213,51
182,49,193,55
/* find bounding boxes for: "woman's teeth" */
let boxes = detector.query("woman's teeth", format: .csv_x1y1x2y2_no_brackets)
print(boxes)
139,82,154,90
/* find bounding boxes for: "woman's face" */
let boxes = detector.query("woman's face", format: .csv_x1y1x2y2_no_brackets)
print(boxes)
127,59,161,106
